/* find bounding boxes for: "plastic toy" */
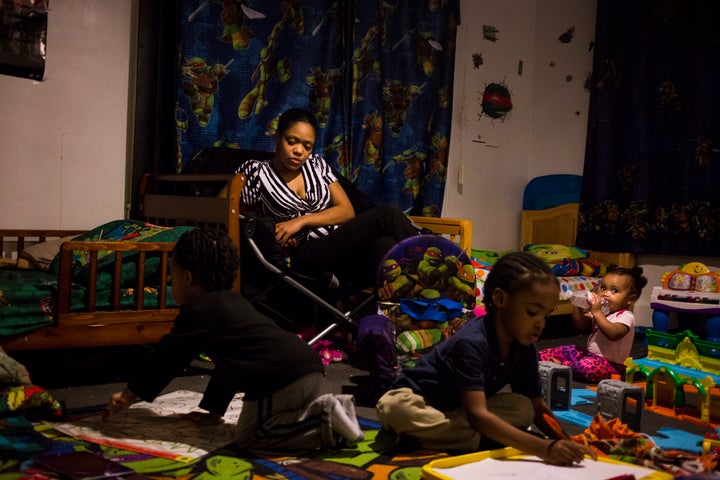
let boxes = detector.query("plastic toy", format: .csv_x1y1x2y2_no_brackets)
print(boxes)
624,329,720,425
661,262,720,292
652,262,720,341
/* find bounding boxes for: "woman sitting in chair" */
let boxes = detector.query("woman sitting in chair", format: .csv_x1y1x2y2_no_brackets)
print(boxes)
237,107,419,291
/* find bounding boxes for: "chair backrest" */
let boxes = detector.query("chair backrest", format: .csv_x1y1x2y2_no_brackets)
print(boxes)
523,174,582,210
183,147,274,197
184,147,274,174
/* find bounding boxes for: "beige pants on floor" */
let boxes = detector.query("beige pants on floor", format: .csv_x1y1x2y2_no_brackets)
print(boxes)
376,387,535,451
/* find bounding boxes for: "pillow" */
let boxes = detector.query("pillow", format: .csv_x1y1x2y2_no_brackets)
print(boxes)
473,262,492,308
48,220,194,287
548,258,607,277
548,258,582,276
20,235,78,271
558,276,601,301
471,249,501,266
577,259,607,276
51,220,174,273
524,243,589,262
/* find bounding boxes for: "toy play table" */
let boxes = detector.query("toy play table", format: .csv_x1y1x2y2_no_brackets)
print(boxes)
650,286,720,342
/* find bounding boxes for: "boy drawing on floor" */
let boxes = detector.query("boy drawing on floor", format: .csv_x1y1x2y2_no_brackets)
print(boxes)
376,252,596,465
103,228,363,454
539,266,648,383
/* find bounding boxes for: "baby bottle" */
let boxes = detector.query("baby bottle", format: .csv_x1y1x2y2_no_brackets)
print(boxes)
570,290,610,315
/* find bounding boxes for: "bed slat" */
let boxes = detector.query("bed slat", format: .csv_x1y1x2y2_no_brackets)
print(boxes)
87,251,98,313
55,241,176,315
136,251,146,310
112,252,122,309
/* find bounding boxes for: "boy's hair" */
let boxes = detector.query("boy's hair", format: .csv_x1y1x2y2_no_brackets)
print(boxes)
606,265,648,297
482,251,558,314
172,228,240,291
277,108,320,137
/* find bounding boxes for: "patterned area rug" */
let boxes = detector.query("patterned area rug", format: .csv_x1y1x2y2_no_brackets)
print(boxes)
1,389,718,479
0,390,447,479
0,418,446,479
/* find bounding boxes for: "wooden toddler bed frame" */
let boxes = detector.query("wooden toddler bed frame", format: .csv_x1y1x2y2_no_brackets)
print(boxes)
409,216,472,256
0,170,472,352
520,202,635,316
0,172,246,352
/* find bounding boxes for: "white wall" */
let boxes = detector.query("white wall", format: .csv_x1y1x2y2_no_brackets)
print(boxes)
444,0,596,251
442,1,720,329
1,1,713,279
0,0,595,241
0,1,133,230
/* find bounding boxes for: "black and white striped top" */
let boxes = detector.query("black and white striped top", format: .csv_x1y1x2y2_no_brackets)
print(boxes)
238,154,339,242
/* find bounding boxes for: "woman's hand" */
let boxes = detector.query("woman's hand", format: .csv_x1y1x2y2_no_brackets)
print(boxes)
275,217,304,248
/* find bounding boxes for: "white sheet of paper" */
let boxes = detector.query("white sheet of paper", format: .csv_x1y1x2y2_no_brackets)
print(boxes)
46,390,244,461
433,455,658,480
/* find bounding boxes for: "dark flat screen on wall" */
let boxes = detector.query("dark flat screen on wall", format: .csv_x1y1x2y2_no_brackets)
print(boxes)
0,0,48,80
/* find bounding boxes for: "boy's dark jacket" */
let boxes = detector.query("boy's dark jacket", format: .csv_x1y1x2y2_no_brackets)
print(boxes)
127,290,323,415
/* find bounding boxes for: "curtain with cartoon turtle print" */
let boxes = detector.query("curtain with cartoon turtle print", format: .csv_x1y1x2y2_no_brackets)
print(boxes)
175,0,458,216
577,1,720,256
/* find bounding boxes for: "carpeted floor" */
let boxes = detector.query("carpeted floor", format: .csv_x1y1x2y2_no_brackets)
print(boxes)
4,314,720,478
9,315,718,441
0,407,450,479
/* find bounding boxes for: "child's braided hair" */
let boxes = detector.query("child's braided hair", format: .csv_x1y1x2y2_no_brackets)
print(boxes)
172,228,240,291
482,251,558,315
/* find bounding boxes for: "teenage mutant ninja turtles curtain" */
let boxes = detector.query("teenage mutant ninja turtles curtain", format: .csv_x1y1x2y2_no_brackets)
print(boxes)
577,1,720,256
174,0,458,216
